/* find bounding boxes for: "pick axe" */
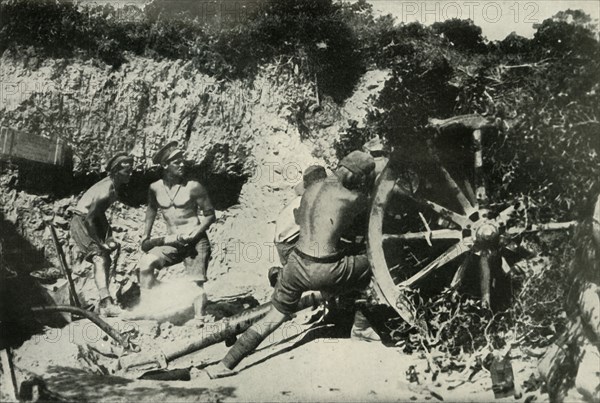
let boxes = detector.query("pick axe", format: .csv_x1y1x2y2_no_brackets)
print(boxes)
48,222,81,308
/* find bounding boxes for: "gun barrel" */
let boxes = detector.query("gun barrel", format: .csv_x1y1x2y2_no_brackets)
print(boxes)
119,292,322,372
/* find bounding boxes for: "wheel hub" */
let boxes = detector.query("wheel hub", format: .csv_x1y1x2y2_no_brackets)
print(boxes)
474,221,500,248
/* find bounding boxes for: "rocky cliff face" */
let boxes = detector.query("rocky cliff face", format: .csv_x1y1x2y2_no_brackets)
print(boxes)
0,52,388,304
1,53,320,172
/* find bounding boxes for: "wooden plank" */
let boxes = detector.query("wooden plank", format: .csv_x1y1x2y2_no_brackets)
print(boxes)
0,126,15,156
428,114,493,130
0,126,71,167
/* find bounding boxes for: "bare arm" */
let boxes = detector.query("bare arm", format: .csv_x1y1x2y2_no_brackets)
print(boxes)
143,187,158,240
84,199,110,246
183,182,216,242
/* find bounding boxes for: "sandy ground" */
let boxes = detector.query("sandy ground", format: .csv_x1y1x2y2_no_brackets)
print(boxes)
10,328,547,402
5,277,548,403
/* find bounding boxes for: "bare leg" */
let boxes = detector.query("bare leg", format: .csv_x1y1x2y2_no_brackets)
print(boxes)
206,306,288,378
92,254,111,300
139,253,161,289
192,282,208,318
92,254,122,317
187,282,209,327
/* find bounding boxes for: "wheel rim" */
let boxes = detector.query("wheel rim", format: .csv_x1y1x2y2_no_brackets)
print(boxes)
367,116,577,324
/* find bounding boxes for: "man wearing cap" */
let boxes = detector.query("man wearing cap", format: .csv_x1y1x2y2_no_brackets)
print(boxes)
206,150,380,378
138,141,216,325
70,152,133,317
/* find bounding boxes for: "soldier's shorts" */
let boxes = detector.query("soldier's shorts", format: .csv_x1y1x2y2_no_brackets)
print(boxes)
70,213,111,262
271,248,371,315
147,235,211,283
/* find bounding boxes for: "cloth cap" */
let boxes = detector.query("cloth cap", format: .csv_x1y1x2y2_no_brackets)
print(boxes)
153,141,184,165
294,165,327,195
339,150,375,176
105,152,133,173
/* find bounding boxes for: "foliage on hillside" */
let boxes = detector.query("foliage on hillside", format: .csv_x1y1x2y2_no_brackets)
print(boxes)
352,8,600,222
0,0,363,101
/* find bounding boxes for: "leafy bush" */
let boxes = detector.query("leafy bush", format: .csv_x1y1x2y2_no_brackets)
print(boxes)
0,0,364,101
387,289,502,356
365,14,599,220
497,32,531,54
334,120,372,160
244,0,364,102
0,0,91,56
366,24,457,160
358,12,599,364
432,18,487,53
96,37,126,68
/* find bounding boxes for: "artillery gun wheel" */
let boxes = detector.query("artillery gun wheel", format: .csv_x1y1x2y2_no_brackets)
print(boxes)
367,115,576,326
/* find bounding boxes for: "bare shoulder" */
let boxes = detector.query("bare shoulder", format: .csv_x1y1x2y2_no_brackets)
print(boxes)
332,181,357,201
188,180,208,195
88,177,113,197
334,184,367,208
149,180,162,192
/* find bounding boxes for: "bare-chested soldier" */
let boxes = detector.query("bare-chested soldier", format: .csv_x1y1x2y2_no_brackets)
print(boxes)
70,152,133,317
273,165,327,267
138,141,216,324
207,151,380,378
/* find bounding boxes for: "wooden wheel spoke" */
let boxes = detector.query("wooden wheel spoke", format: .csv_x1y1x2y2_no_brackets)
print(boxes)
400,241,472,287
403,193,471,228
479,253,492,308
506,221,577,235
495,204,517,225
463,179,478,209
439,165,476,215
501,257,511,275
383,229,463,242
450,252,472,288
472,129,488,207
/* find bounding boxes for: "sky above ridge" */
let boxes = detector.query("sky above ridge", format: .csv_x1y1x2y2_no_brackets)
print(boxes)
365,0,600,40
74,0,600,41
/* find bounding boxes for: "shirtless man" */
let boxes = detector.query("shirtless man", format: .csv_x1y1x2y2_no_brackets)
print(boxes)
273,165,327,267
138,141,216,323
207,151,380,378
70,152,133,317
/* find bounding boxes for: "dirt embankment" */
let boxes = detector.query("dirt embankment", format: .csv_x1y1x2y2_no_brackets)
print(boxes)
0,53,389,309
0,53,399,402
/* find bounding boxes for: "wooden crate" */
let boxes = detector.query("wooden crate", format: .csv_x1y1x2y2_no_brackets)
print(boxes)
0,126,71,167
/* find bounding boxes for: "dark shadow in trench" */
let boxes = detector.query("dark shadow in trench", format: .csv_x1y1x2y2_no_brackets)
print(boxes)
0,211,68,350
117,164,248,211
44,366,236,402
5,153,250,211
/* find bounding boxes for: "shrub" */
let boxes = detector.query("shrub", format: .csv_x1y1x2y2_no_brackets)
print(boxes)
0,0,91,56
432,18,487,53
0,0,364,102
334,121,372,160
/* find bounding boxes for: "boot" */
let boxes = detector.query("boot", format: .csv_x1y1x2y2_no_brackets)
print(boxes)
350,310,381,342
98,297,123,317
